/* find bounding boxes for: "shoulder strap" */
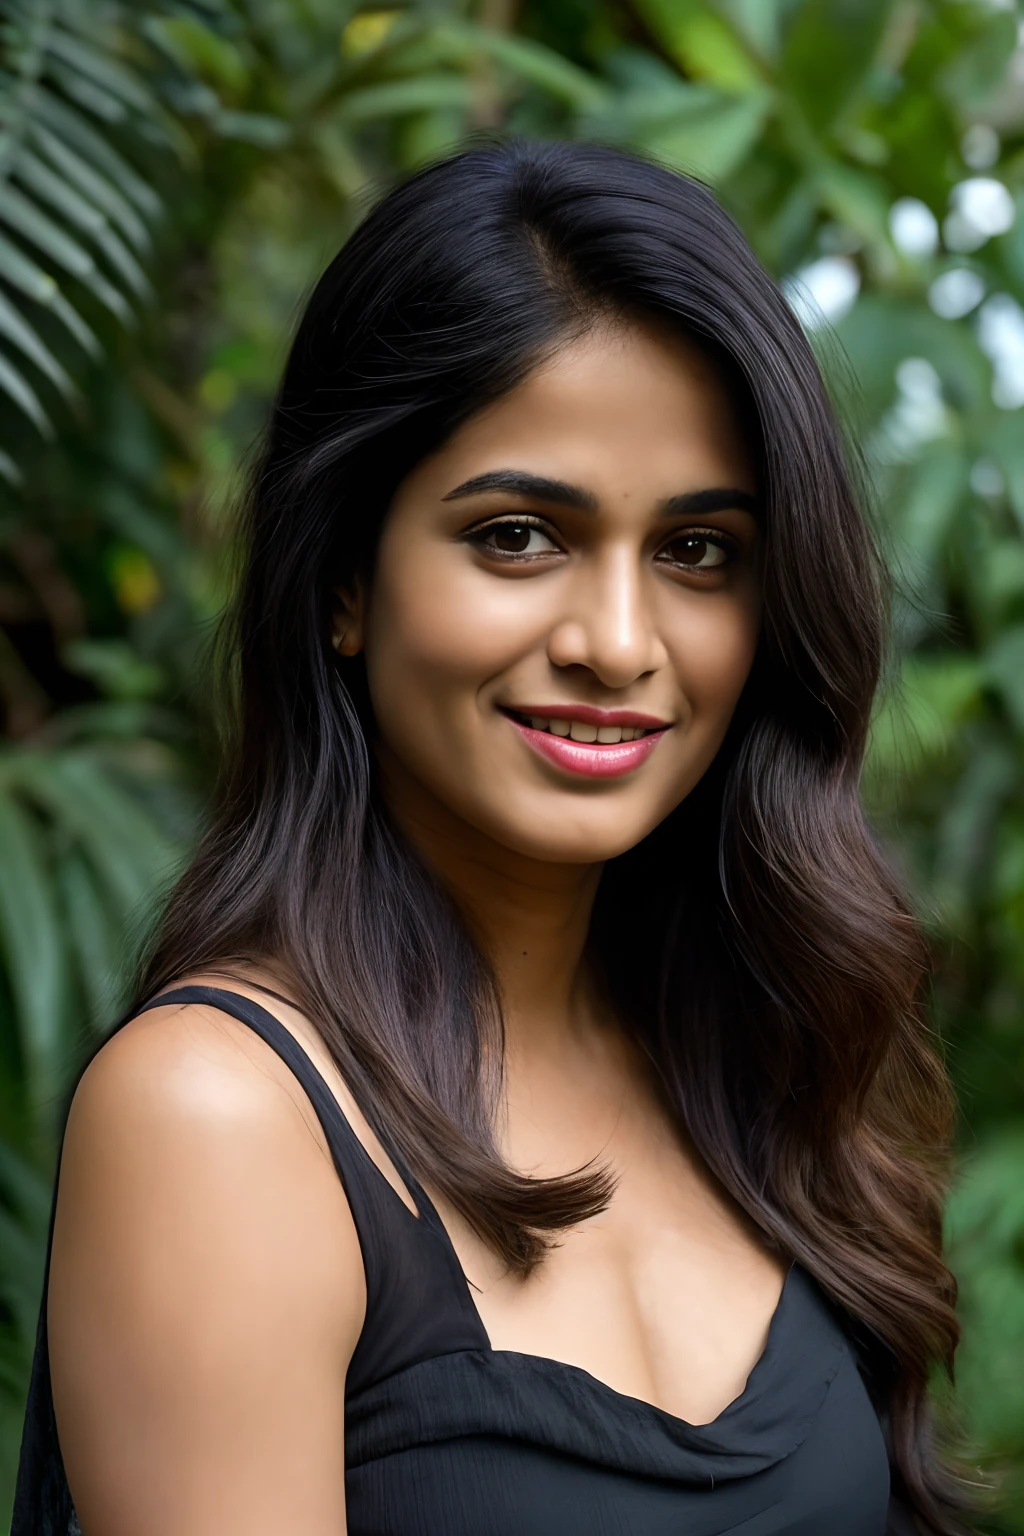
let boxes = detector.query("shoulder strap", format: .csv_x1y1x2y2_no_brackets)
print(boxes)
135,985,487,1385
136,984,421,1212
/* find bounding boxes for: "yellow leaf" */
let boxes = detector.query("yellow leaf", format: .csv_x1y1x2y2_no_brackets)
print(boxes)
634,1,761,89
341,9,401,59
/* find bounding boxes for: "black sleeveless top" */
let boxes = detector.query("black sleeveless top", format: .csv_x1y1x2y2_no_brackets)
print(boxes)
13,985,913,1535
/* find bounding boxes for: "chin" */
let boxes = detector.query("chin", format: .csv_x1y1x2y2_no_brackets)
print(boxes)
487,812,656,865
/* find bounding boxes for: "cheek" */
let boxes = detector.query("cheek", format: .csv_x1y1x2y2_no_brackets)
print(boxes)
362,536,534,745
365,535,553,706
663,586,760,732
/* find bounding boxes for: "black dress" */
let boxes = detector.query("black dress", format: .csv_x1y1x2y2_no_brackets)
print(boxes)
13,986,910,1535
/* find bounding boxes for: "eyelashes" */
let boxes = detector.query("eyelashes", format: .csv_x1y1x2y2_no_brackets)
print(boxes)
463,515,741,573
655,530,735,571
465,516,560,559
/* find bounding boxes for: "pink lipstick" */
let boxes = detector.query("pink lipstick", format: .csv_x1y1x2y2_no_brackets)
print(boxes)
502,705,670,779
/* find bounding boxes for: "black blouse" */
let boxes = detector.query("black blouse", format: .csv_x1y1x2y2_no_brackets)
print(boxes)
13,986,910,1535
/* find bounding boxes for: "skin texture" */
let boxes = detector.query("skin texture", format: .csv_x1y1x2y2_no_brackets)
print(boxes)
49,321,786,1535
352,319,761,866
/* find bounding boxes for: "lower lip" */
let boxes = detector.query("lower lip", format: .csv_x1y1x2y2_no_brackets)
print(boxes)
506,717,667,779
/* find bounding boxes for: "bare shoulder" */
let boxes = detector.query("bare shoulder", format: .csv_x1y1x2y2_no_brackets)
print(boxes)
55,989,368,1333
48,989,365,1536
73,989,337,1155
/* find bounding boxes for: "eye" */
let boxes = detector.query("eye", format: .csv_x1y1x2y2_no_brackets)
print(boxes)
657,530,735,572
468,518,561,559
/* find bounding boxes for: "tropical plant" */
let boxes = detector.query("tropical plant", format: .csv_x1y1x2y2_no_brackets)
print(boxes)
1,0,1023,1529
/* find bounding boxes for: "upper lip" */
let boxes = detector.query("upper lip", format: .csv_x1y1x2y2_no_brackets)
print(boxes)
502,704,671,730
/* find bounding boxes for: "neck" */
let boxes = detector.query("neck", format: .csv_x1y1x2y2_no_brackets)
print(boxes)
378,750,603,1059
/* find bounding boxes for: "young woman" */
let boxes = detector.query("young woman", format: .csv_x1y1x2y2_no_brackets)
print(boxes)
14,140,964,1535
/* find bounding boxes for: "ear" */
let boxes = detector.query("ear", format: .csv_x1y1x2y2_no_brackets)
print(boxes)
330,578,365,657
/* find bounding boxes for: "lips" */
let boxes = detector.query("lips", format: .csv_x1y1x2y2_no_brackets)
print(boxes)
502,707,670,779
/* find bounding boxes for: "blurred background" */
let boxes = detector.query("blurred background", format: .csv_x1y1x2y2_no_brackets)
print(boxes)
1,0,1023,1527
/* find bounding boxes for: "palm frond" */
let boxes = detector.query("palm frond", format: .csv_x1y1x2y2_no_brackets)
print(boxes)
0,0,219,450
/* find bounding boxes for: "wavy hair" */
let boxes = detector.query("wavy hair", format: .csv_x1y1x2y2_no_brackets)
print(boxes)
139,140,963,1531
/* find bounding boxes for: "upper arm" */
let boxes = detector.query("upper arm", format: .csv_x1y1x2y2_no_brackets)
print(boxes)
48,1004,366,1536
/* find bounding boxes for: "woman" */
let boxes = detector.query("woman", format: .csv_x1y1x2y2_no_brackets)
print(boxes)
14,140,964,1535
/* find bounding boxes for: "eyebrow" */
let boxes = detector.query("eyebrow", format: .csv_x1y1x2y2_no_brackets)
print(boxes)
441,469,758,519
662,487,759,518
442,470,597,511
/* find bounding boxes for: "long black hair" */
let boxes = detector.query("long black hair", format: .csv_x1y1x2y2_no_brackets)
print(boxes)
140,140,963,1531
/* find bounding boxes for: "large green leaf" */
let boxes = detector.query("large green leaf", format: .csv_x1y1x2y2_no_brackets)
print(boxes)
585,75,773,184
0,269,77,399
15,145,122,244
28,127,152,252
813,160,890,246
937,9,1018,116
213,110,291,148
0,230,61,308
337,74,474,124
0,794,68,1121
631,0,764,89
0,1205,45,1338
57,848,122,1027
0,183,133,322
985,627,1024,736
0,230,101,358
985,412,1024,540
891,440,971,573
31,94,160,219
147,15,250,95
0,350,51,434
640,87,772,182
14,149,151,297
46,27,158,116
934,739,1019,915
0,1143,50,1238
835,294,992,421
48,61,131,126
15,752,177,918
464,28,607,111
717,0,786,63
780,0,895,134
947,1131,1024,1456
867,650,982,787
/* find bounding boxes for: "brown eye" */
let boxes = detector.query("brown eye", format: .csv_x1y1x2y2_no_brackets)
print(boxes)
470,519,560,558
493,523,533,552
659,533,731,570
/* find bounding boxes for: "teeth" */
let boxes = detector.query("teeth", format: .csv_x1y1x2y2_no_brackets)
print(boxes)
514,712,649,741
569,721,598,743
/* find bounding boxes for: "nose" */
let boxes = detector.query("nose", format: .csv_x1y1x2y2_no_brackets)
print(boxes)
546,543,669,688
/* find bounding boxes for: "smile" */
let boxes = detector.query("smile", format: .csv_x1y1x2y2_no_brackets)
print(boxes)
502,707,670,779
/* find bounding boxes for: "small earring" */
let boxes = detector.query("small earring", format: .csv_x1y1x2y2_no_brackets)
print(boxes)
331,631,345,652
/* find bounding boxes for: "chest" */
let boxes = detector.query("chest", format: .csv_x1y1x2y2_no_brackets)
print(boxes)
443,1131,790,1425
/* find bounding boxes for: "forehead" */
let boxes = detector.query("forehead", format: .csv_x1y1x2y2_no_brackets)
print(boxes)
413,320,757,503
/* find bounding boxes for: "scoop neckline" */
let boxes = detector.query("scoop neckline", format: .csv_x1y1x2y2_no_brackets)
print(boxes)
343,1267,848,1486
470,1259,799,1433
399,1135,800,1434
145,985,808,1438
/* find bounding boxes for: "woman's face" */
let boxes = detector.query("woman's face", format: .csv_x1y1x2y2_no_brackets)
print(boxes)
341,321,761,865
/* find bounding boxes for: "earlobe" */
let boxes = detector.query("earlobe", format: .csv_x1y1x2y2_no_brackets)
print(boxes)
331,580,365,657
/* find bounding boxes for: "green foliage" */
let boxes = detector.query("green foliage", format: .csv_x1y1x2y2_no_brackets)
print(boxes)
781,0,897,133
0,0,171,461
949,1131,1024,1528
1,0,1024,1527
